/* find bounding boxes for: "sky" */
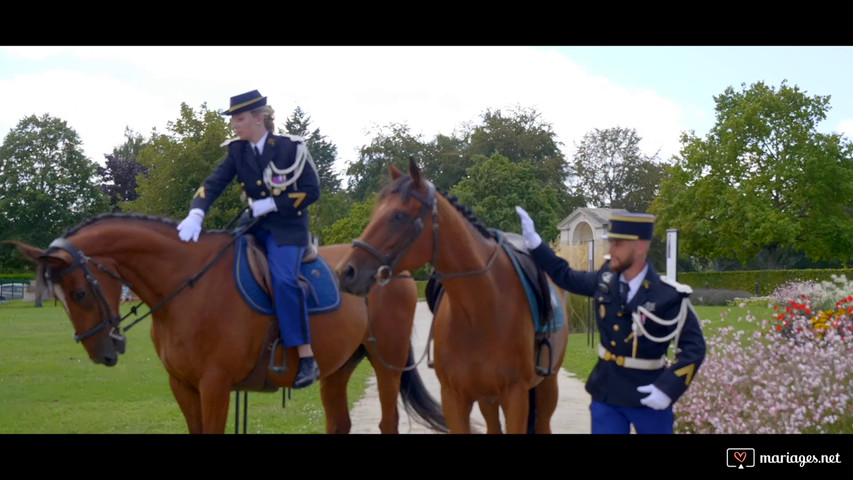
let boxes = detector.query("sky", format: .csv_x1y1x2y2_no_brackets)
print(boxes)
2,46,852,183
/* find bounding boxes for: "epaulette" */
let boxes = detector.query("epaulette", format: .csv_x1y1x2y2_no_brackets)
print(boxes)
220,136,241,147
660,276,693,294
278,133,306,143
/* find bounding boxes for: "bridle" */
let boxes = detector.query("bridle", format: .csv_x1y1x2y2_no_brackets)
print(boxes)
352,178,505,286
45,238,129,350
43,214,258,348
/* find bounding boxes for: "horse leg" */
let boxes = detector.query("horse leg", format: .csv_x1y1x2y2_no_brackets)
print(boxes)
372,362,402,433
533,374,559,434
440,388,474,434
197,374,233,434
477,399,503,434
319,365,356,434
364,337,406,433
168,375,203,434
500,387,531,434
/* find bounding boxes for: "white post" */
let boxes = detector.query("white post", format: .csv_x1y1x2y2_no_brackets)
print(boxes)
666,229,679,281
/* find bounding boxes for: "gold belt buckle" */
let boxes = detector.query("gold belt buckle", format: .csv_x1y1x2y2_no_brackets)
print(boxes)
603,350,625,366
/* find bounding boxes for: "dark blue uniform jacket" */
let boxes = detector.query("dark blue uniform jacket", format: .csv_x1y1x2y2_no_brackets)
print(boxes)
190,134,320,247
531,244,706,407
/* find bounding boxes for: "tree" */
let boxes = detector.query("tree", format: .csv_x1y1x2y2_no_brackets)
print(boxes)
123,103,239,228
309,190,352,245
451,154,563,244
97,127,148,211
571,127,667,213
321,192,377,245
0,114,109,270
651,80,853,268
283,106,342,193
345,124,431,203
463,106,579,213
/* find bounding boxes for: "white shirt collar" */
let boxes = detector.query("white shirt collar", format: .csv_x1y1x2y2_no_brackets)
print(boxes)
620,263,649,303
252,131,270,155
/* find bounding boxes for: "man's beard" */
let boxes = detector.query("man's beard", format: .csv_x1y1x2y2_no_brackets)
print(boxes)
611,255,633,273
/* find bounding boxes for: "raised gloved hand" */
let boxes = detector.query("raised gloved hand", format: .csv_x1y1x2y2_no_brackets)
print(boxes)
514,206,542,249
177,208,205,242
251,197,278,217
637,384,672,410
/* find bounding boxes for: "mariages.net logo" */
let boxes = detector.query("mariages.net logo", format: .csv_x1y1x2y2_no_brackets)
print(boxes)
727,447,842,469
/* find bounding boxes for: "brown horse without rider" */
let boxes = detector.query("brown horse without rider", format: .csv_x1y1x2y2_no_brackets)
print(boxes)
9,213,447,434
337,159,569,433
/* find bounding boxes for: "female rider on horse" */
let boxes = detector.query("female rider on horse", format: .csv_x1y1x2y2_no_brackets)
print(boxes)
176,89,321,389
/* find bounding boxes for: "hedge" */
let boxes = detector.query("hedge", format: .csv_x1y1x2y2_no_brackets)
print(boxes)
677,269,850,296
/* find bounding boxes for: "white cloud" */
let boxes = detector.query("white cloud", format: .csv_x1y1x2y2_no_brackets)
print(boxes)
1,46,691,175
838,119,853,138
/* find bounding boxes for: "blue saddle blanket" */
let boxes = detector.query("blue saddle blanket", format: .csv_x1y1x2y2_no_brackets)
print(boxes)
493,230,565,334
233,236,342,316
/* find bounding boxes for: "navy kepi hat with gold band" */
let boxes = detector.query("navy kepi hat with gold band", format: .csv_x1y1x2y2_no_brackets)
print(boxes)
222,89,267,116
604,212,656,240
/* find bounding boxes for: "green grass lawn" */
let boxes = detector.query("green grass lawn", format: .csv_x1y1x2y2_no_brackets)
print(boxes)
0,299,372,433
1,297,777,433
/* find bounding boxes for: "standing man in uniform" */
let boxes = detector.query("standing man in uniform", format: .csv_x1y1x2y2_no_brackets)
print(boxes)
515,206,705,434
176,89,322,389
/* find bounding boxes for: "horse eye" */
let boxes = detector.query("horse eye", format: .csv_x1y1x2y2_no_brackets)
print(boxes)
393,212,409,223
72,290,86,303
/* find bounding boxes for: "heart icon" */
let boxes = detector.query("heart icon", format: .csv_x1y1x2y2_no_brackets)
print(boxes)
734,451,747,463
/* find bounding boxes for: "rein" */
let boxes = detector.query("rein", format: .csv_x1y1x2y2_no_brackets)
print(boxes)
47,210,258,342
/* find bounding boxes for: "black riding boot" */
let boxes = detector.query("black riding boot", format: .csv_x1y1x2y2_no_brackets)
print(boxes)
292,356,320,389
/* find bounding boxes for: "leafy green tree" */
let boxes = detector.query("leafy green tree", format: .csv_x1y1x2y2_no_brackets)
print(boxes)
419,133,471,193
0,114,109,270
123,103,238,228
451,153,563,244
462,106,579,213
97,127,148,211
571,127,667,213
345,124,430,203
321,192,377,245
283,106,342,193
652,80,853,268
309,190,352,246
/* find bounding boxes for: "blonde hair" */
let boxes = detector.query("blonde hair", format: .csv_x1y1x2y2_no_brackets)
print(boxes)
252,105,276,133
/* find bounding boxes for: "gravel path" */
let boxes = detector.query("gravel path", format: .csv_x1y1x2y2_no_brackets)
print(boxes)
348,301,592,434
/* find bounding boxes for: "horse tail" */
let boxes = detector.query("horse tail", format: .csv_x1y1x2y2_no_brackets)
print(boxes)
399,344,449,433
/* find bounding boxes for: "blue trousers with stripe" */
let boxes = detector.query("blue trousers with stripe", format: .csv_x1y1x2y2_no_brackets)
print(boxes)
258,230,310,348
590,399,674,434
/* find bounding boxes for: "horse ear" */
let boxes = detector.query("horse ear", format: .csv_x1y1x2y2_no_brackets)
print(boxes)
4,240,45,263
4,240,69,269
390,163,402,180
409,156,422,188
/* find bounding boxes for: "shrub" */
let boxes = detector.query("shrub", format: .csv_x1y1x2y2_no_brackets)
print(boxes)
690,288,754,306
674,286,853,433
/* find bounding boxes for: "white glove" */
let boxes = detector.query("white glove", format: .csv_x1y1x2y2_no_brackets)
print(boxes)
251,197,278,217
637,384,672,410
177,208,204,242
515,206,542,249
